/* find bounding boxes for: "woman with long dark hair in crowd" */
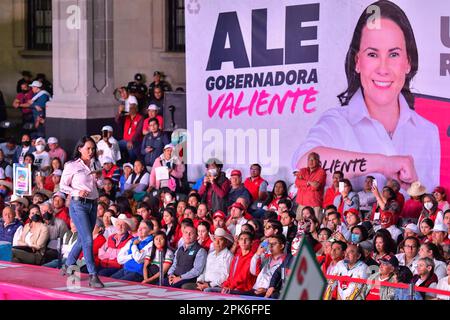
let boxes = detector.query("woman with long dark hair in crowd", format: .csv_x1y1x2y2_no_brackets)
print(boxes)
141,231,174,285
60,136,104,288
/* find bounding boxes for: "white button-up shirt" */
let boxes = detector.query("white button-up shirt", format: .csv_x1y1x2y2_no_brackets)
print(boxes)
197,248,233,287
60,158,103,200
291,89,440,193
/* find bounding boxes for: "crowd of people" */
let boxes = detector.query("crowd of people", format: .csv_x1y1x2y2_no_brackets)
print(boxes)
0,70,449,300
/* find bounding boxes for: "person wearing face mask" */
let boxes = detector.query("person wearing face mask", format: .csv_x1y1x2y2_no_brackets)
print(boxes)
39,202,68,264
418,193,444,226
32,137,51,174
12,204,49,265
13,134,35,164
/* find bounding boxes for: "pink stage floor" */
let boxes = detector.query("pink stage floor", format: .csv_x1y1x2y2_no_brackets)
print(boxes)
0,261,263,300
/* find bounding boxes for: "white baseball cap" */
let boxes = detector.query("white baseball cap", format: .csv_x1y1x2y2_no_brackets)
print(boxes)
405,223,419,234
432,224,448,233
29,80,42,88
147,104,159,111
163,144,174,150
101,125,113,132
123,162,133,170
47,137,58,144
101,156,114,165
35,137,46,145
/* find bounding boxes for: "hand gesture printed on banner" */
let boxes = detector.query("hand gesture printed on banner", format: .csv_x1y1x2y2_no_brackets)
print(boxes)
383,155,418,190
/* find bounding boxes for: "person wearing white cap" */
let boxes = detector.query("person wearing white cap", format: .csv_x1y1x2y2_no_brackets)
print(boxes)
119,162,134,194
148,143,184,192
24,80,51,136
101,156,121,184
97,125,121,165
32,137,51,174
47,137,67,165
431,224,450,247
142,104,164,135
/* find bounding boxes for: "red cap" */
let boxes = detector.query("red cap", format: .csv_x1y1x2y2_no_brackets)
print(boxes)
230,169,242,177
434,186,446,195
344,208,360,216
213,210,226,220
229,202,245,211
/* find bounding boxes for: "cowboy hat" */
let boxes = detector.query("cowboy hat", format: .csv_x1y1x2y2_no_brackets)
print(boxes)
9,194,29,207
213,227,234,245
407,181,427,197
111,213,135,230
0,180,13,190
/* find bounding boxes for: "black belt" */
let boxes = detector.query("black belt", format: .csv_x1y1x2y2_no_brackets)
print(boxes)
71,197,96,204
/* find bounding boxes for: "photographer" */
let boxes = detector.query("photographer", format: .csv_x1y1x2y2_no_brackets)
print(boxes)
97,125,121,166
198,158,231,213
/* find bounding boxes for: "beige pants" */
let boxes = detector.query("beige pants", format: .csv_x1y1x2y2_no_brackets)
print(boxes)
296,205,322,222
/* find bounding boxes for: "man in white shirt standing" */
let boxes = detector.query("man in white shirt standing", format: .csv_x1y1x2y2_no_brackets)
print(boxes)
97,125,121,165
358,176,377,218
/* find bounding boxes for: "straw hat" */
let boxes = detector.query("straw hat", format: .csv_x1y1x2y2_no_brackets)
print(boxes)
111,213,134,229
407,181,427,197
213,227,234,245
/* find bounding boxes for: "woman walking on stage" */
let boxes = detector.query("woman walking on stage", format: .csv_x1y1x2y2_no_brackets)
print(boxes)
60,136,104,288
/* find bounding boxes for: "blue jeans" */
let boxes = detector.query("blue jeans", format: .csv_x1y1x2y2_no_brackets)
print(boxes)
162,277,196,288
111,269,143,282
65,199,97,275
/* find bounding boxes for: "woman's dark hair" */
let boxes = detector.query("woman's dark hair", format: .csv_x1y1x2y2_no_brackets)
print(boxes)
148,231,169,262
188,193,201,203
318,227,333,239
382,186,397,202
302,206,316,218
116,196,132,215
97,201,108,212
50,157,63,173
184,205,197,215
373,230,396,255
266,219,283,235
72,136,98,161
271,180,288,198
133,159,147,173
141,219,154,231
351,225,369,242
307,215,320,233
132,214,143,228
242,223,255,235
198,220,211,232
420,218,434,230
421,194,439,215
337,0,418,109
163,207,178,241
340,178,353,191
422,242,445,262
278,198,293,210
28,204,41,214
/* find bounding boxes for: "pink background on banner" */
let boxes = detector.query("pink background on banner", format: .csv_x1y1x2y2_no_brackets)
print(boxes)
0,282,98,300
415,96,450,191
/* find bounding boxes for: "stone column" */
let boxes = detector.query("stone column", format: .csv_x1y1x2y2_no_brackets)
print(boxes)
46,0,116,152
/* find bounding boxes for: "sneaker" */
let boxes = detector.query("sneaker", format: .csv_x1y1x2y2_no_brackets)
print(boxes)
60,264,75,276
89,274,105,288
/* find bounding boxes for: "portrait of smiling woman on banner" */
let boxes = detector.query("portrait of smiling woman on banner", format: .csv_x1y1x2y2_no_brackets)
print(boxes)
292,0,440,193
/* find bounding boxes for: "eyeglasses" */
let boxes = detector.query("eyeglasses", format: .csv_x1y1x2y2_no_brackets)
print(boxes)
268,242,280,247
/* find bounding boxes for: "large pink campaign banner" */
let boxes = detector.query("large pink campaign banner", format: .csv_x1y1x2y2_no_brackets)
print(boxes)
185,0,450,194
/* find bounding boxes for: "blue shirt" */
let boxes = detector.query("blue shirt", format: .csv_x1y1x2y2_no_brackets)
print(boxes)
31,92,50,120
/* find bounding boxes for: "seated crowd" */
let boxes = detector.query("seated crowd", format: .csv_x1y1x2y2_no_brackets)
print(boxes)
0,72,449,300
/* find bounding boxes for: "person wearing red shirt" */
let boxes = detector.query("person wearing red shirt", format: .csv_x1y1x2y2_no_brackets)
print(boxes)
13,82,34,124
323,171,343,208
115,102,143,162
243,164,268,203
294,152,327,221
197,221,213,252
52,192,71,228
205,231,257,294
142,104,164,135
